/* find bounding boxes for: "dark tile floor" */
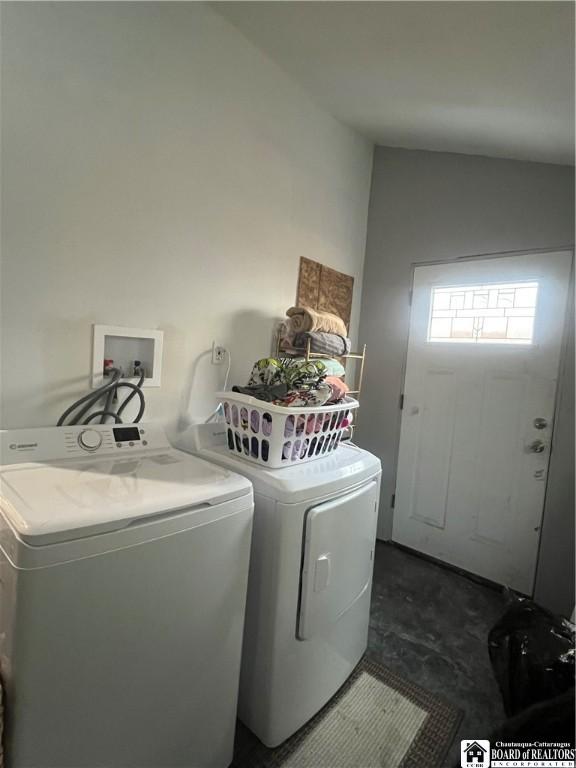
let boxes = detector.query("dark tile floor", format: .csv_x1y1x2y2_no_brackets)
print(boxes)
368,541,508,766
234,540,508,767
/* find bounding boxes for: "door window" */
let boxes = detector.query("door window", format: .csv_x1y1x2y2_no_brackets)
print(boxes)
427,281,538,344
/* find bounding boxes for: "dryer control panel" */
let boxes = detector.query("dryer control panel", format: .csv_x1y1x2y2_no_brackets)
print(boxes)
0,423,170,464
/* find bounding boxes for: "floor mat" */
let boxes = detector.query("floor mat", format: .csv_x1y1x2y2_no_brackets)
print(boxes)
233,656,462,768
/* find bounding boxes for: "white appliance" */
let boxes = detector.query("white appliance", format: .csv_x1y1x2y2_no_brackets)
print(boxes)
177,423,381,748
0,423,254,768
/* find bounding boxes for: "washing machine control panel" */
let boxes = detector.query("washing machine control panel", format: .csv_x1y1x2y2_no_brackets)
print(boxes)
68,425,152,455
1,423,170,463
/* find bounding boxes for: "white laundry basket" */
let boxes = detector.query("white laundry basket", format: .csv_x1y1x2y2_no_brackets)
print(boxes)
217,392,359,468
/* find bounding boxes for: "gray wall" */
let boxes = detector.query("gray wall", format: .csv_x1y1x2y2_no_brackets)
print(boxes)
357,146,574,616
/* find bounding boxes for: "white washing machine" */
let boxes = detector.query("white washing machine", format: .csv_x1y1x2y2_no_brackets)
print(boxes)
176,423,381,747
0,423,254,768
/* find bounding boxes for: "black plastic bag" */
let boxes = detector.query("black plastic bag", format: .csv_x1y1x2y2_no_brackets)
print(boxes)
488,597,575,717
490,689,575,745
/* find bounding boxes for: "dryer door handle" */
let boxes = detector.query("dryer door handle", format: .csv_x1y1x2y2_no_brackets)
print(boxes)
313,554,331,592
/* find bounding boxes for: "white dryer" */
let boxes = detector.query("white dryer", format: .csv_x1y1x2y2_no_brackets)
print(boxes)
0,423,253,768
176,424,381,747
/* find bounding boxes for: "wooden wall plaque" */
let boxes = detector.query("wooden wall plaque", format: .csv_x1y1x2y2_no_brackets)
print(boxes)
296,257,354,331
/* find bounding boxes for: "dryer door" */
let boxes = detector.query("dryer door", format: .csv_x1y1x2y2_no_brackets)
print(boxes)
298,481,379,640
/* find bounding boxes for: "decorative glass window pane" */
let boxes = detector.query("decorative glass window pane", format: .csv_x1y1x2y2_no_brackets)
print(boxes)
452,317,474,338
472,291,489,309
497,291,515,308
449,293,465,310
507,316,535,340
429,317,452,338
428,281,538,344
480,317,508,339
514,286,538,307
433,291,451,310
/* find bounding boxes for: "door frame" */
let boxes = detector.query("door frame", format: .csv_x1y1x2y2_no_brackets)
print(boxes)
390,247,574,595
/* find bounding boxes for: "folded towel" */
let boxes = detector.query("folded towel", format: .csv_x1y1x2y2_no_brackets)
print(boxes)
286,306,348,336
292,331,351,357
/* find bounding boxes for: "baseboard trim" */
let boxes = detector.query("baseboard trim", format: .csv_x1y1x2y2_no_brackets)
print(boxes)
381,540,527,597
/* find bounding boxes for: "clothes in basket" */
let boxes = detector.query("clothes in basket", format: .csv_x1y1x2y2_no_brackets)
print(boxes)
231,357,347,407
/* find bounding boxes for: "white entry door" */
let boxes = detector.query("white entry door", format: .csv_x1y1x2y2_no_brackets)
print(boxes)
392,251,572,593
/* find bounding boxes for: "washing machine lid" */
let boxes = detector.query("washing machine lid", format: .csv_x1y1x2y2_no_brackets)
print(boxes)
178,425,381,504
0,449,252,545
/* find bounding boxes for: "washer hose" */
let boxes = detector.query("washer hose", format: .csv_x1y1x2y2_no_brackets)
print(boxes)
57,367,146,426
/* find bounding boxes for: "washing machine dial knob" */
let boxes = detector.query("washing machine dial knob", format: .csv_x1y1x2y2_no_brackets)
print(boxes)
78,429,102,452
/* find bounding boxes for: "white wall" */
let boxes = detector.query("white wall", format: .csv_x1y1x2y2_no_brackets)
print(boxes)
0,2,372,430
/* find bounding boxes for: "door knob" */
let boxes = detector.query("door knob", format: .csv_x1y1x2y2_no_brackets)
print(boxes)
533,418,548,430
528,439,546,454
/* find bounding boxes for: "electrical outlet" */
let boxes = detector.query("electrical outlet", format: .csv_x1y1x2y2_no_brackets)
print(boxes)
212,343,226,365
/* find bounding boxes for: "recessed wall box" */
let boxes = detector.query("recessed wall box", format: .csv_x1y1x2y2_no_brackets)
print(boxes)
92,325,163,388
